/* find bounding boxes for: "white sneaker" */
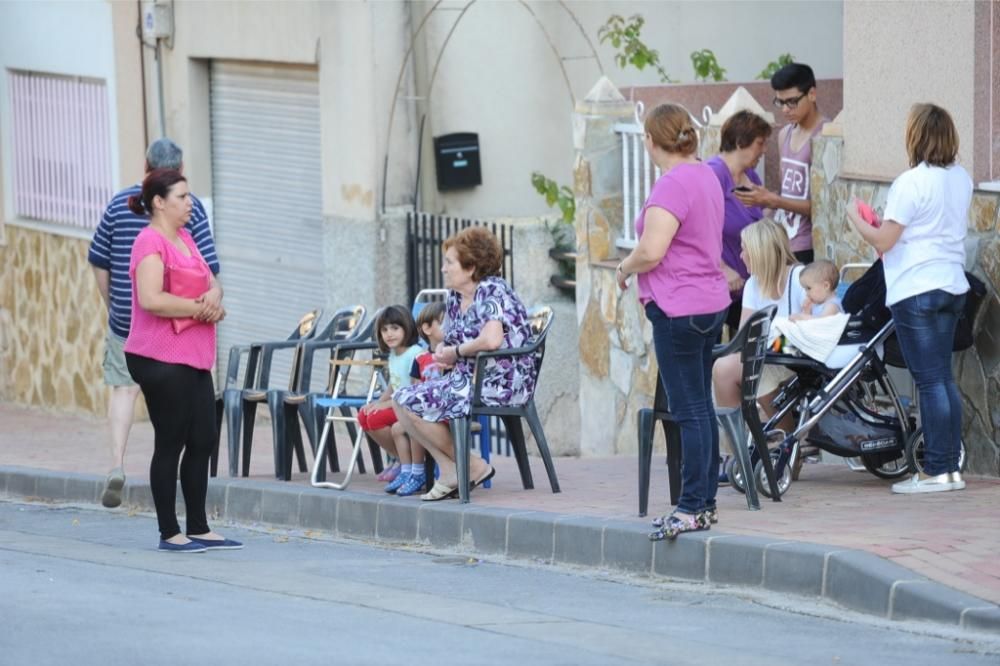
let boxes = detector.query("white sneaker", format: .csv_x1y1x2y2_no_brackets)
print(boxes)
891,473,955,494
949,471,966,490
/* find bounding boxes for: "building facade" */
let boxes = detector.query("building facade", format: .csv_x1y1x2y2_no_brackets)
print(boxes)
0,1,842,458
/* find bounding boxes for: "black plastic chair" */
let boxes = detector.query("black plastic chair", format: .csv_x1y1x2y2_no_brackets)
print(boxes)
451,306,559,504
295,312,383,481
636,381,681,517
221,309,324,478
637,305,779,516
264,306,367,481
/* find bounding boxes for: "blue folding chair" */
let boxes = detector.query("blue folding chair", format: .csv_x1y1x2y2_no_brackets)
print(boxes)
309,339,389,490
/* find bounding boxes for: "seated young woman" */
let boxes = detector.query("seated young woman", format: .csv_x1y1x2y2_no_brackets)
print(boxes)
713,217,806,410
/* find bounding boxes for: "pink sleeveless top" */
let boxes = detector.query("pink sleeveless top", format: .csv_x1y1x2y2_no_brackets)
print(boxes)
777,119,827,252
124,227,217,371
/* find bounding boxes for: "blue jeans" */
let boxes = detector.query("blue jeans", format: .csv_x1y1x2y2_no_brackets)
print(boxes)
645,303,726,514
890,290,966,476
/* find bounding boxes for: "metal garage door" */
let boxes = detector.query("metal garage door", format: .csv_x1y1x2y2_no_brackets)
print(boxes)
210,61,325,389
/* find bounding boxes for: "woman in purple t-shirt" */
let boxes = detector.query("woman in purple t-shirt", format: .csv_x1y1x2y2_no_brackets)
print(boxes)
616,103,729,541
706,110,772,335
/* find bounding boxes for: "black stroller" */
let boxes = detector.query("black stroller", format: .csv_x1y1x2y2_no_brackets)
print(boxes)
727,260,981,498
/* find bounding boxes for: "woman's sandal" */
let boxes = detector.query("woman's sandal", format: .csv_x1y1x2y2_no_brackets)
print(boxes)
421,481,459,502
470,466,496,491
651,508,717,529
648,512,711,541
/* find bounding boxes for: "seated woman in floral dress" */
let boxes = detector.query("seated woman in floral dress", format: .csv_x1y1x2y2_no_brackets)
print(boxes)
393,226,537,500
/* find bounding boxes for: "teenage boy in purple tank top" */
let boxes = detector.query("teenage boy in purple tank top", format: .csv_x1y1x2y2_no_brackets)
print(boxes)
734,63,827,263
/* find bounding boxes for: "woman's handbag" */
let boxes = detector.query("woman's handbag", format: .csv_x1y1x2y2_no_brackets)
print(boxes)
164,263,211,333
953,272,987,352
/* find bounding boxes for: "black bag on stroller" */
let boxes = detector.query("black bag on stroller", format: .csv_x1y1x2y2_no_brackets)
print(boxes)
839,260,986,366
806,400,903,458
839,259,892,344
954,272,987,351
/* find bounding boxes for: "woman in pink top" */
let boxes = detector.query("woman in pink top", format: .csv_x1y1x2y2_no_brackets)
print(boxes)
616,103,729,541
124,169,240,553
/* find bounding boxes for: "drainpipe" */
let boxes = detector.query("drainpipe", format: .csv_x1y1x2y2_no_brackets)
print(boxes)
136,0,149,148
154,39,167,138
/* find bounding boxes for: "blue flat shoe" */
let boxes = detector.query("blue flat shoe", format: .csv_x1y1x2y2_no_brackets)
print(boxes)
187,536,244,550
385,471,411,494
395,473,427,497
158,540,207,553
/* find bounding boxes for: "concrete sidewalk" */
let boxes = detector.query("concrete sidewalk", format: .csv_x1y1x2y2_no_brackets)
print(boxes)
2,402,999,634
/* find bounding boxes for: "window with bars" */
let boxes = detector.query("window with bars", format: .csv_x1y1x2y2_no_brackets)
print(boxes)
7,70,113,230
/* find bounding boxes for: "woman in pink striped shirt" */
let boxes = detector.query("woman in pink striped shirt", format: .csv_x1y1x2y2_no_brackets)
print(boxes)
125,168,240,553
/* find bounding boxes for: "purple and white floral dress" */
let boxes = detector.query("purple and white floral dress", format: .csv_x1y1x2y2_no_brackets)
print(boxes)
394,276,537,422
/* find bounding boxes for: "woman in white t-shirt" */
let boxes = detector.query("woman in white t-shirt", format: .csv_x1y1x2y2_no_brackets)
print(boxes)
848,103,971,496
713,218,806,410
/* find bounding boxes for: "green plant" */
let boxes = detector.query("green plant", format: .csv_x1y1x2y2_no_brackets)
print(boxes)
690,49,727,82
531,172,575,228
597,14,674,83
757,53,795,80
531,172,576,280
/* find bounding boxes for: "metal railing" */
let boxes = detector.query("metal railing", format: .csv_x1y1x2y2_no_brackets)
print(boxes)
405,212,514,302
8,70,113,229
614,102,713,249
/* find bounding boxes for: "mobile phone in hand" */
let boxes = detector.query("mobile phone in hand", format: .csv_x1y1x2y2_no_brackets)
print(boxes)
856,200,881,227
732,186,752,193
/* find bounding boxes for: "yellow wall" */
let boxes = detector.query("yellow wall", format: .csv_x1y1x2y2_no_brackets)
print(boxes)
0,226,107,415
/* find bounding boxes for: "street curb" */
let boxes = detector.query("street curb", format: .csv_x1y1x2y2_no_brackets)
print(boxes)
2,465,998,635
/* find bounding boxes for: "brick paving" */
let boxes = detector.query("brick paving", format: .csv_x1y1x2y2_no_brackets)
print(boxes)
3,402,999,604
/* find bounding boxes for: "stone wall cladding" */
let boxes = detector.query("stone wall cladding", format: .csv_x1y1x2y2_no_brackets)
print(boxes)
0,226,107,415
574,87,663,457
812,135,1000,476
572,87,765,457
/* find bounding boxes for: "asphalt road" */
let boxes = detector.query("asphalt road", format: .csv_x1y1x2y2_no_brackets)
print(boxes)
0,500,997,666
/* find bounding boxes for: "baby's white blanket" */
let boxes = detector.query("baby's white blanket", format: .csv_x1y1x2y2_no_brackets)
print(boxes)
768,313,851,364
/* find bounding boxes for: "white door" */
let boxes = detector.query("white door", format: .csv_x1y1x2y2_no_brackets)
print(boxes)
210,61,326,389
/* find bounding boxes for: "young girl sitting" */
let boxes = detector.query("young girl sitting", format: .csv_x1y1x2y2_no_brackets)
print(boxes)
790,259,842,321
385,302,450,495
356,306,424,494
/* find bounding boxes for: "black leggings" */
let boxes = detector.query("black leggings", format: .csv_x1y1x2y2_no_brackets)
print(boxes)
125,353,215,540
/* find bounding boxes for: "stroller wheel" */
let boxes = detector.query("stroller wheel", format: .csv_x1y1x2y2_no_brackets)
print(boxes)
725,456,747,495
755,449,792,498
860,450,910,479
905,427,967,476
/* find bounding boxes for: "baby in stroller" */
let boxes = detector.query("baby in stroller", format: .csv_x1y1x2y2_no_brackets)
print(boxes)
790,260,842,321
729,259,970,499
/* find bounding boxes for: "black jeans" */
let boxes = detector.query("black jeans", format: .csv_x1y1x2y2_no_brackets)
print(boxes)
645,303,727,515
125,353,216,540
